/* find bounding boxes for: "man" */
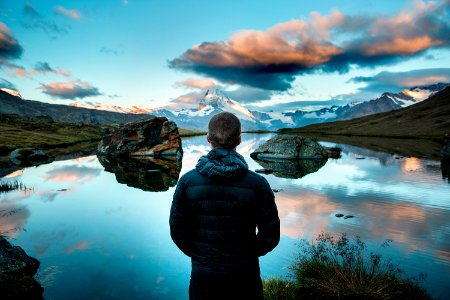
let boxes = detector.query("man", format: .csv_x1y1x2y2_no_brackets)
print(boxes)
169,112,280,300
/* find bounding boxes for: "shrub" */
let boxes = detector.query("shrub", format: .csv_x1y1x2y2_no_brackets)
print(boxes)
0,180,31,193
263,233,434,299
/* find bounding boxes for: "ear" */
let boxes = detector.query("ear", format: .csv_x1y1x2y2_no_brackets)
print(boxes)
236,136,241,146
207,134,212,144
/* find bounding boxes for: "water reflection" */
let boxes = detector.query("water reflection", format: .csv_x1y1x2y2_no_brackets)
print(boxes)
253,157,328,179
0,134,448,300
98,156,181,192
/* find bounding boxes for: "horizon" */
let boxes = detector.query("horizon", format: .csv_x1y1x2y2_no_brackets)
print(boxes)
1,0,449,112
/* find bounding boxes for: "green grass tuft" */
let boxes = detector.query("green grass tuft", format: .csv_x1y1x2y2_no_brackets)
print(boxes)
263,233,435,299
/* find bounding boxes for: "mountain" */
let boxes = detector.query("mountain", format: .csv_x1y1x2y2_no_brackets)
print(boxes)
146,90,278,131
0,89,154,125
1,83,448,132
285,83,449,127
279,85,450,139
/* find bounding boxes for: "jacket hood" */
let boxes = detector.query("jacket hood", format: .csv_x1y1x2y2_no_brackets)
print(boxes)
196,148,248,179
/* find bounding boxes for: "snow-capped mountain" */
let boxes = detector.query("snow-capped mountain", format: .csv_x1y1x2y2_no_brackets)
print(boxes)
285,83,449,127
151,90,284,131
64,83,449,131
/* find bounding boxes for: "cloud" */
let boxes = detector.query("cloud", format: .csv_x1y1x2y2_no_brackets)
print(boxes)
169,0,450,91
0,78,16,89
100,47,123,56
350,68,450,93
53,6,81,21
174,78,217,90
32,61,71,77
167,91,203,109
22,3,70,35
38,80,101,100
225,86,275,103
0,22,23,63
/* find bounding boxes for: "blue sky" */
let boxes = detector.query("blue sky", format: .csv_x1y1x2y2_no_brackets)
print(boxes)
1,0,449,112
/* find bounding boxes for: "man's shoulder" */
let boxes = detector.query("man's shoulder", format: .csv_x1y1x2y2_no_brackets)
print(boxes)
242,169,270,187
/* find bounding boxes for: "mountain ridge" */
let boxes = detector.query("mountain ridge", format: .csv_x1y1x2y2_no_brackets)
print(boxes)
279,85,450,140
0,90,154,125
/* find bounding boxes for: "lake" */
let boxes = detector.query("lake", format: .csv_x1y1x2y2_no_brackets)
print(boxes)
1,133,449,300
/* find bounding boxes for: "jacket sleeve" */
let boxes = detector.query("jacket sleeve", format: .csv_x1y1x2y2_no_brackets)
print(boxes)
169,177,192,257
255,176,280,257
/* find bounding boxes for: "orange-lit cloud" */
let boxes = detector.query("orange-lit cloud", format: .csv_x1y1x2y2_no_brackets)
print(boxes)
169,1,450,91
38,80,101,100
53,6,81,21
64,240,89,253
32,61,71,77
275,190,339,238
43,165,101,185
402,158,422,172
0,22,23,63
174,78,217,90
0,201,30,238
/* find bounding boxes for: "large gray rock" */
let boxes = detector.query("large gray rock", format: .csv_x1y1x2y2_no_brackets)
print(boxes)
97,117,183,160
254,158,327,179
250,134,329,160
0,237,44,299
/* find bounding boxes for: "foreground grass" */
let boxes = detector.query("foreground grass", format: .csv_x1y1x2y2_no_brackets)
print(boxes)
263,233,434,300
0,114,107,157
0,180,31,193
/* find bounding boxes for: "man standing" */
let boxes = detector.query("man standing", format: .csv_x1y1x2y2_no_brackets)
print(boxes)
169,112,280,300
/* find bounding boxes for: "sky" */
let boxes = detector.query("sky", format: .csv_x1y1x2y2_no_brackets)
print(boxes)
0,0,449,112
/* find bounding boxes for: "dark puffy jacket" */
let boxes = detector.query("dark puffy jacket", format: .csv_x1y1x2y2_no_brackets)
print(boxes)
169,148,280,275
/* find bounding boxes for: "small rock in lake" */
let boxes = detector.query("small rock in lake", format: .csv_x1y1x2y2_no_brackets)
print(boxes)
344,215,354,219
272,189,282,193
57,189,67,192
255,169,273,174
335,213,344,218
356,157,365,160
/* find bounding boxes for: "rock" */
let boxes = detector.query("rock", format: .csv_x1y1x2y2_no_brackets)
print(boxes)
97,117,183,160
9,148,49,165
324,147,342,159
335,213,344,218
255,168,273,174
344,215,355,219
441,134,450,158
97,155,181,192
101,127,110,134
0,237,44,299
250,135,329,179
254,158,327,179
250,134,329,160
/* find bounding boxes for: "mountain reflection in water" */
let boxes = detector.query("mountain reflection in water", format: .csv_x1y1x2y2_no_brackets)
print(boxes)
98,156,181,192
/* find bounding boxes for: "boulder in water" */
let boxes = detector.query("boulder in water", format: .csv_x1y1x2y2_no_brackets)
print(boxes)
97,117,183,160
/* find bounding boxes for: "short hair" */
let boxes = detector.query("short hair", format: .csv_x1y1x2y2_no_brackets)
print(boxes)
208,112,241,149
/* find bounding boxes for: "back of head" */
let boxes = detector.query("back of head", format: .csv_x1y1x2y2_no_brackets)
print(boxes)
208,112,241,149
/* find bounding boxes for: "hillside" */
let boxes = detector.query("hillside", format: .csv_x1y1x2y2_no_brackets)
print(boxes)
0,90,154,125
279,86,450,140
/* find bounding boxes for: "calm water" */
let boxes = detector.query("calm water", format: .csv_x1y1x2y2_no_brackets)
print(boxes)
1,133,449,300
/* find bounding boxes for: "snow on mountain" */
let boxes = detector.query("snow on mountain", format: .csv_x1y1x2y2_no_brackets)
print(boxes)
71,101,154,114
0,88,21,98
65,83,449,131
199,89,257,122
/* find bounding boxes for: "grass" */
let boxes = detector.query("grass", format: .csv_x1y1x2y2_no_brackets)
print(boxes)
0,180,31,193
178,128,206,137
263,233,434,300
0,114,108,157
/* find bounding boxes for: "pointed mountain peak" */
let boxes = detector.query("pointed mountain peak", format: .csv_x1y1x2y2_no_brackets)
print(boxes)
199,89,231,109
